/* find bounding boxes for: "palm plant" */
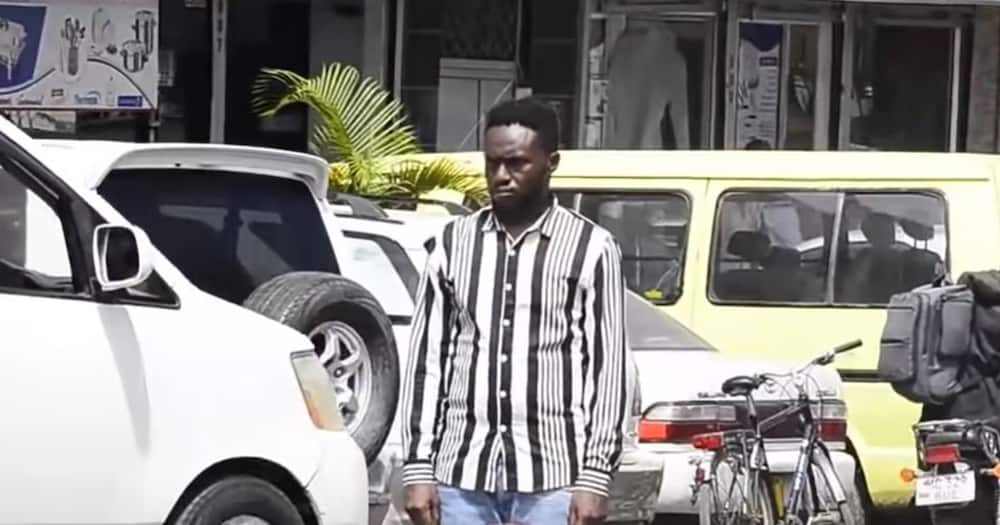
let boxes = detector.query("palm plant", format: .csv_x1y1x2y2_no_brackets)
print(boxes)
250,63,486,205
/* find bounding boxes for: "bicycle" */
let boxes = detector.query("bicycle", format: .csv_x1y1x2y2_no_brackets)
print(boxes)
903,416,1000,525
691,340,865,525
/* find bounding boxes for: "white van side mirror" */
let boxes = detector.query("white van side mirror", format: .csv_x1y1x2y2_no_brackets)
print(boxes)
92,224,154,292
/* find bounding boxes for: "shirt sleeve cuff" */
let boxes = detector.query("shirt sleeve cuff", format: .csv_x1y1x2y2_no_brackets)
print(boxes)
401,461,437,486
572,468,612,498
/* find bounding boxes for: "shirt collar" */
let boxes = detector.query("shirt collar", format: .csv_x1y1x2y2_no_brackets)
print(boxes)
481,195,560,239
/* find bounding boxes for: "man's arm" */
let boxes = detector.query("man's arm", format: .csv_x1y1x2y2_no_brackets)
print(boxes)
399,232,452,486
576,235,628,497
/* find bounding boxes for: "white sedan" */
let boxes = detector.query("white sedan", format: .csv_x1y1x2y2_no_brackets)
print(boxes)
626,291,862,518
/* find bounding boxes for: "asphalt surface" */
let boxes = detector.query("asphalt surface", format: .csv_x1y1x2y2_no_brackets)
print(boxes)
649,508,931,524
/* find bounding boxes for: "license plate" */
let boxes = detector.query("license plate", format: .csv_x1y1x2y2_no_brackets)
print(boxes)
915,470,976,507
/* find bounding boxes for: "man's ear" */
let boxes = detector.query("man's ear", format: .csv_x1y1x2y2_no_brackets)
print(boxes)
548,151,561,174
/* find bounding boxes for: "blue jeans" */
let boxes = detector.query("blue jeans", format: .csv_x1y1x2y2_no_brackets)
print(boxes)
438,485,571,525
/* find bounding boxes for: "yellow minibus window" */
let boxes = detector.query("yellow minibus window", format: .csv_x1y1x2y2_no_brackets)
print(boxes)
577,192,691,305
710,189,947,307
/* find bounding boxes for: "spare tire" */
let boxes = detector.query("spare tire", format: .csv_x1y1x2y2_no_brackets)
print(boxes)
242,271,399,464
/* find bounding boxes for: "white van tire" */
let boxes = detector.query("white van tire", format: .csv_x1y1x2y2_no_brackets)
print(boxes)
173,476,304,525
243,271,400,464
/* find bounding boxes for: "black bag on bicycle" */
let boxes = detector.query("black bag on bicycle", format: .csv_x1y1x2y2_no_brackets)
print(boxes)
878,275,977,405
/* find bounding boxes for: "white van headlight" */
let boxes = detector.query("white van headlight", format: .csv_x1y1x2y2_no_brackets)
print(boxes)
291,351,345,431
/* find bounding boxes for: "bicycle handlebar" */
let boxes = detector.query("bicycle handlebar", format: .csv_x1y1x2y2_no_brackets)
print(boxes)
833,339,863,355
760,339,863,386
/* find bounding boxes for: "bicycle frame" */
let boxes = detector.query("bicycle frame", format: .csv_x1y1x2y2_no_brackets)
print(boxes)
693,339,861,524
741,389,848,519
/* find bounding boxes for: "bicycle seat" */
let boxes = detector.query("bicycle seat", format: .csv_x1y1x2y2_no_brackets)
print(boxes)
722,375,762,397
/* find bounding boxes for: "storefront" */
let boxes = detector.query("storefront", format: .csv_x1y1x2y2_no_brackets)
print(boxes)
582,0,977,152
0,0,212,142
0,0,386,149
397,0,995,153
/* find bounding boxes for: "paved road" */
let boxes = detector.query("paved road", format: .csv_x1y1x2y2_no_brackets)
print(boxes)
648,508,932,524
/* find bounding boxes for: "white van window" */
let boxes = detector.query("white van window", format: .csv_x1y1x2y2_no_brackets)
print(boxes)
98,168,340,305
342,231,419,318
711,190,947,306
0,165,73,292
578,192,690,304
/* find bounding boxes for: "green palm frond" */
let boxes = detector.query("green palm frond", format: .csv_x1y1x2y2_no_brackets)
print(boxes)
251,63,420,193
251,62,484,203
374,157,488,206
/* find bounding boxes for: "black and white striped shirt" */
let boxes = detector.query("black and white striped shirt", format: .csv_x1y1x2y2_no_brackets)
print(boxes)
399,201,628,497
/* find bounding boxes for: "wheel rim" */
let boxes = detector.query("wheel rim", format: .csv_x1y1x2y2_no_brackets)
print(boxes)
705,461,775,525
309,320,372,433
221,517,270,525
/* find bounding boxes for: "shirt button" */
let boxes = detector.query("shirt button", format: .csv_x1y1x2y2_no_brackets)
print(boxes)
504,283,512,291
508,251,515,258
500,354,508,363
499,390,508,399
502,318,511,327
499,424,508,433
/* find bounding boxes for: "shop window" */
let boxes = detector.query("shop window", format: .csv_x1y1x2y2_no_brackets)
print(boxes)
578,192,690,304
583,10,714,149
710,190,947,306
846,22,958,151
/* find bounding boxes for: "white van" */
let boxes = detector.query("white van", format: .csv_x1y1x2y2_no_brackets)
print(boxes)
0,119,368,523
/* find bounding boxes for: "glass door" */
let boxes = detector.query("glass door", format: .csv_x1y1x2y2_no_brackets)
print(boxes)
838,4,971,152
723,0,837,150
578,0,720,150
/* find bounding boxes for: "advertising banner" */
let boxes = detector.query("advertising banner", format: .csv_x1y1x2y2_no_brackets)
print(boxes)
735,22,782,150
0,0,158,110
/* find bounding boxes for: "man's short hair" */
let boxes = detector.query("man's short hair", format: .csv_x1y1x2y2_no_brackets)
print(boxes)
485,97,560,153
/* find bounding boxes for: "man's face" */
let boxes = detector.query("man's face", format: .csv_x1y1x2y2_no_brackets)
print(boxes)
483,124,559,213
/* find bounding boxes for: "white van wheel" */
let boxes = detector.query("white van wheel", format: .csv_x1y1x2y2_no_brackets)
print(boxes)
174,477,304,525
242,271,400,465
309,319,372,432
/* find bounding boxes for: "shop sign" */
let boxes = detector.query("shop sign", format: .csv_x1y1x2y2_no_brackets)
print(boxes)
0,0,158,110
735,22,782,150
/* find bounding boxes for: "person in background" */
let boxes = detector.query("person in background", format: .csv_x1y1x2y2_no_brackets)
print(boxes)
399,97,629,525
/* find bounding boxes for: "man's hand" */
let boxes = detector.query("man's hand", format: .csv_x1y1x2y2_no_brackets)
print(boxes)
568,491,608,525
404,483,440,525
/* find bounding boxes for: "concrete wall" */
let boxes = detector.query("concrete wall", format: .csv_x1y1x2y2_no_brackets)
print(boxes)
309,0,387,81
307,0,389,141
967,6,1000,152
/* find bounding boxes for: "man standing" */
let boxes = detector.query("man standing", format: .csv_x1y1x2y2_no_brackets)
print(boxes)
399,97,628,525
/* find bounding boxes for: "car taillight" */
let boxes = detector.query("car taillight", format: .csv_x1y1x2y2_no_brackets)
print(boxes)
814,401,848,442
639,403,736,444
692,432,725,450
924,444,961,465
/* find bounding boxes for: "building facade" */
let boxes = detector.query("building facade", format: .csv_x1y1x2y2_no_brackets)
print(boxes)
1,0,388,151
8,0,1000,156
393,0,1000,154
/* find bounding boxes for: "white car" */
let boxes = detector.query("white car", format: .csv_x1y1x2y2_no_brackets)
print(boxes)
626,291,863,518
36,139,406,478
0,121,368,523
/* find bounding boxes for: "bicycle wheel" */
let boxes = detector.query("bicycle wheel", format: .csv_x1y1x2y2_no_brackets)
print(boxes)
697,448,776,525
799,447,865,525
